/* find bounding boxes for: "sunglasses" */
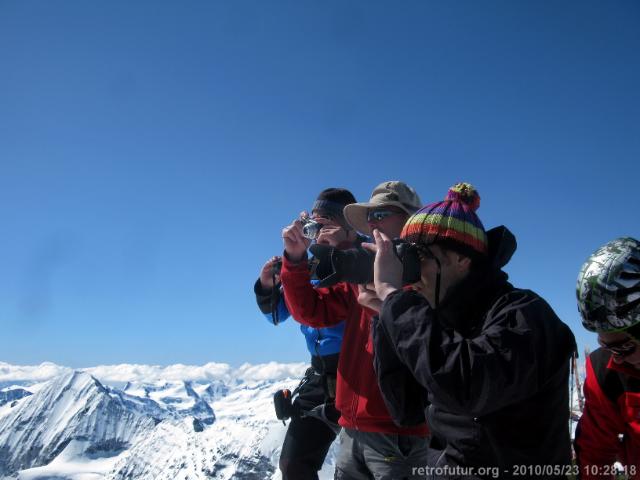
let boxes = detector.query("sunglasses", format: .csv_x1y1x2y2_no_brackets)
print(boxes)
367,209,401,222
598,338,638,357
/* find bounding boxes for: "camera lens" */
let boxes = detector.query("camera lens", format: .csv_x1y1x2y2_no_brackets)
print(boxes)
302,219,322,239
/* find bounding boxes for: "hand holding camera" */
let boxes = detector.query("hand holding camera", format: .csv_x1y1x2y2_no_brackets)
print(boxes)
365,229,404,301
308,234,421,289
259,256,282,289
282,211,313,262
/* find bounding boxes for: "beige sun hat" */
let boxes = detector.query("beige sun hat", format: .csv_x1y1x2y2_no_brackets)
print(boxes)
343,181,422,235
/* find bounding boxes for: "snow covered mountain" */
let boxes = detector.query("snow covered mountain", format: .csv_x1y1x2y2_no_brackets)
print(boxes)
0,371,157,476
0,388,31,408
0,362,338,480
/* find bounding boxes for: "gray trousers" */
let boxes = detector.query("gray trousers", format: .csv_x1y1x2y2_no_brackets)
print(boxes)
334,428,429,480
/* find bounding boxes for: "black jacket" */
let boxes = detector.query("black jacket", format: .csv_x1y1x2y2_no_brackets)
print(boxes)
372,227,576,478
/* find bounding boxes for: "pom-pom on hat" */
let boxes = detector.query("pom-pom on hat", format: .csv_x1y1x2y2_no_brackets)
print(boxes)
401,182,488,256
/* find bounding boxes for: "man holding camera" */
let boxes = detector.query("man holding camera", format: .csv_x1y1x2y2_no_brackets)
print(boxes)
254,188,361,480
367,182,576,476
280,181,430,480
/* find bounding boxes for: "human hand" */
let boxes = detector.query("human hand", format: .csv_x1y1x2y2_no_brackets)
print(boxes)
315,217,348,247
259,256,282,289
282,211,312,263
357,283,382,312
361,229,403,301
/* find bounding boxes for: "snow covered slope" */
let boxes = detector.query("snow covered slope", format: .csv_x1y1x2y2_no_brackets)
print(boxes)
0,371,156,476
0,362,338,480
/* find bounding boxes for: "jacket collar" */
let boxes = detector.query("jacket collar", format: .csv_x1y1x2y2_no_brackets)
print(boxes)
607,356,640,379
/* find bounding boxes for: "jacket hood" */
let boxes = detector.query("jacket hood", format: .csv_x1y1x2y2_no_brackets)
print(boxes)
486,225,517,271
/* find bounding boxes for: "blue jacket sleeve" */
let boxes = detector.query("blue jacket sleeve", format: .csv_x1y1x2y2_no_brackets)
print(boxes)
254,278,290,325
263,295,290,325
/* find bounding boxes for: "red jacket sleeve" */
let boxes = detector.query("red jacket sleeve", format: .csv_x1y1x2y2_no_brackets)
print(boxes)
575,355,626,479
279,254,358,328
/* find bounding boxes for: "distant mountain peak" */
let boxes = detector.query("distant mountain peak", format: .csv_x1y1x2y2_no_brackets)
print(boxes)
0,362,336,479
0,370,157,476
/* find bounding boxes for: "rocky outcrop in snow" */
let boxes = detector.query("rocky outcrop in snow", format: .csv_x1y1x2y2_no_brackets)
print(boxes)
0,388,32,408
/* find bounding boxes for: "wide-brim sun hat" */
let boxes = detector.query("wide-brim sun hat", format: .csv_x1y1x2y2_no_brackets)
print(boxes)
343,181,422,235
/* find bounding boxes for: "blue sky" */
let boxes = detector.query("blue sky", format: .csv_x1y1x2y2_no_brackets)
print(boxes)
1,1,638,367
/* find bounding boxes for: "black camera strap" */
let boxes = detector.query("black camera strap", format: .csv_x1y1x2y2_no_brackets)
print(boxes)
434,255,442,312
270,260,282,325
293,369,313,396
313,337,337,401
417,244,442,312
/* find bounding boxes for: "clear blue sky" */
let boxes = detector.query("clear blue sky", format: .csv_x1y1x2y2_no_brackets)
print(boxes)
1,1,638,367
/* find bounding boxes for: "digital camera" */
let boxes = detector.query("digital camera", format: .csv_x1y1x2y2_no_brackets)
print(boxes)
301,217,322,240
309,240,422,287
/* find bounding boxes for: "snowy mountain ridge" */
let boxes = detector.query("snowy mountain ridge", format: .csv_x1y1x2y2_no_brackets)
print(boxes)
0,371,157,476
0,362,338,480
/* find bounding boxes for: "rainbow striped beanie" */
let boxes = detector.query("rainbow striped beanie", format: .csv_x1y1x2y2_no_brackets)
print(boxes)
401,182,488,256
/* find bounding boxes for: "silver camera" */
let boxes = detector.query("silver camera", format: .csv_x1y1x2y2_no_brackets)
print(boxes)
301,217,322,240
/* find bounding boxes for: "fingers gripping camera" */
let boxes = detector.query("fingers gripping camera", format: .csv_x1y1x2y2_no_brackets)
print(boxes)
309,240,422,288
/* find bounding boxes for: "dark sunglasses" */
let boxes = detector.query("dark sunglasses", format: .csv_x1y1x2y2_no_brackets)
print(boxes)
367,209,400,222
598,339,638,357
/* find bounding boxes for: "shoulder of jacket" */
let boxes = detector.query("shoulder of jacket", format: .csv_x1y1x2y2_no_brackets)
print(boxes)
488,288,546,316
589,348,627,403
488,289,574,339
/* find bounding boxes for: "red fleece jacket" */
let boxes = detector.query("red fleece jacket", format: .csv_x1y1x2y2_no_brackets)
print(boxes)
575,349,640,479
280,255,428,436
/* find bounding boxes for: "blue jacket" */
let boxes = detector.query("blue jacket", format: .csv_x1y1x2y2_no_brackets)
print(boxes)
254,279,344,357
